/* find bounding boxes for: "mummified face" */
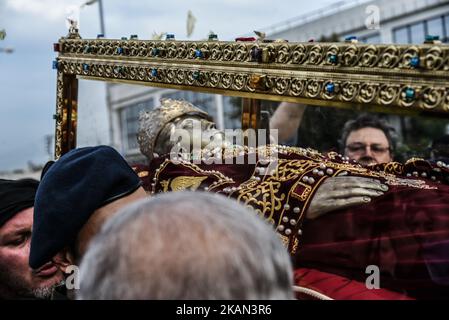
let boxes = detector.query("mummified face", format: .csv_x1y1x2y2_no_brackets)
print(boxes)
154,116,230,157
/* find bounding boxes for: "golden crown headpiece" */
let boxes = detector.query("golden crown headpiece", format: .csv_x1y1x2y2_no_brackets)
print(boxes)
138,98,213,161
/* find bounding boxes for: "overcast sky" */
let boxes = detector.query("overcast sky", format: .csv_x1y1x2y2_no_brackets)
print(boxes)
0,0,342,171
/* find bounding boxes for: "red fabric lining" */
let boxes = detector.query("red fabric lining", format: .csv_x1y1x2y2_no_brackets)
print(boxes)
294,268,413,300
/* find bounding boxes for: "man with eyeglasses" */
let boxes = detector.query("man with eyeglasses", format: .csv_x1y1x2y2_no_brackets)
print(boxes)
340,114,395,166
271,104,395,166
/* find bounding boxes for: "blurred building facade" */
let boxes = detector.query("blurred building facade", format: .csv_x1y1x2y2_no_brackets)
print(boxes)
266,0,449,44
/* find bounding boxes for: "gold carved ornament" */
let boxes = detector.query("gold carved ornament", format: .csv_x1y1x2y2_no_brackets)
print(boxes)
53,32,449,158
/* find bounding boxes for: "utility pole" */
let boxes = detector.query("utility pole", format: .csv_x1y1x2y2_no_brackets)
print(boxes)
97,0,114,148
83,0,114,147
97,0,106,36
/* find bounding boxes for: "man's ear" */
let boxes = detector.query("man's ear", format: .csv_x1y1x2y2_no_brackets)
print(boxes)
52,247,76,273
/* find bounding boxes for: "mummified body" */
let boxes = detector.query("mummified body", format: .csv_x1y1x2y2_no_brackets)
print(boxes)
135,99,449,299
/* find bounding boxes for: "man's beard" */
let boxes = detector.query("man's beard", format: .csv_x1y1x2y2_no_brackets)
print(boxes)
31,280,65,299
0,263,64,299
358,156,377,166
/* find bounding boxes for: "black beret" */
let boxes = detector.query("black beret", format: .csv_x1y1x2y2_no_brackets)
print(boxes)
29,146,142,269
0,178,39,227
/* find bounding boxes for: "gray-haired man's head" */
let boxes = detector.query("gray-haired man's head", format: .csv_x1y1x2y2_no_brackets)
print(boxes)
78,192,294,300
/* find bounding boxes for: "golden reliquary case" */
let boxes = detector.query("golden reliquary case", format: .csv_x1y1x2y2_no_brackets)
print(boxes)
53,28,449,158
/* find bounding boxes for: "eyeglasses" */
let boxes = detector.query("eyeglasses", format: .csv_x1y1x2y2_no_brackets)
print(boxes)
345,143,390,155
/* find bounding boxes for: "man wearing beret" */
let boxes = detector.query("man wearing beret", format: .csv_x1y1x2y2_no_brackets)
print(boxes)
29,146,147,273
0,179,65,299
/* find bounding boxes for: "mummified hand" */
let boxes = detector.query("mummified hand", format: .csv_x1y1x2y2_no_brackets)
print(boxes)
306,175,389,220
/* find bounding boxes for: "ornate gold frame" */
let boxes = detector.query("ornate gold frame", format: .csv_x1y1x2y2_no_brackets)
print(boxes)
54,29,449,158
